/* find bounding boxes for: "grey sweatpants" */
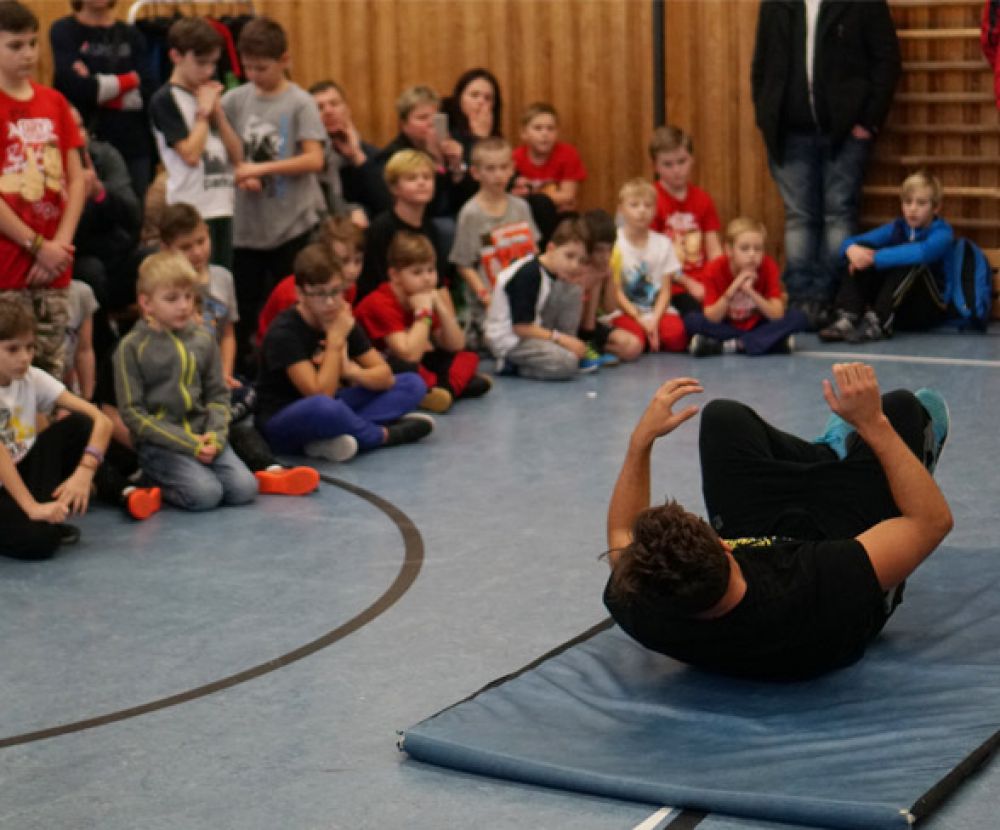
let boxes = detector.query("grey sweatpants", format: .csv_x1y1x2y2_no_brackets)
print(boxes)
506,279,583,380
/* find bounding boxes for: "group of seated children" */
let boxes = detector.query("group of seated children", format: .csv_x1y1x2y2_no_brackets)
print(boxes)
1,0,962,560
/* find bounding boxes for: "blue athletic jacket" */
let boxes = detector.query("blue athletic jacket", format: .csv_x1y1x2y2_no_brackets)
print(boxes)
839,216,953,272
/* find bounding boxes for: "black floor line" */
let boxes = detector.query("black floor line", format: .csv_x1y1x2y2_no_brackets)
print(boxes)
0,474,423,750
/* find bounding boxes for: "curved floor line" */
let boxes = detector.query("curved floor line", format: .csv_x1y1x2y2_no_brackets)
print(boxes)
0,474,423,750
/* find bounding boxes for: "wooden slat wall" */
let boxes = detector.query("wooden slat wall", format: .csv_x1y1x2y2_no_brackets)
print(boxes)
871,0,1000,247
663,0,781,250
34,0,655,215
33,1,998,251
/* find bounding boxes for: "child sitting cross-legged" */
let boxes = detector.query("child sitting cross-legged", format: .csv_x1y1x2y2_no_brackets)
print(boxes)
684,218,808,357
255,243,432,463
114,252,259,511
610,179,688,354
0,300,113,560
484,216,593,380
355,231,491,413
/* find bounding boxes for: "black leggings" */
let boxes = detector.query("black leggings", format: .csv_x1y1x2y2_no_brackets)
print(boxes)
699,392,929,541
0,413,92,561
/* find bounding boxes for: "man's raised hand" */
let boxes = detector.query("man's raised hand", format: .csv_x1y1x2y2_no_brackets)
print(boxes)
632,377,704,445
822,362,884,431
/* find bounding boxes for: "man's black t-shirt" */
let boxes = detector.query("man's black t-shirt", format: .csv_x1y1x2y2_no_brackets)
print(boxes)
255,307,372,427
604,537,889,680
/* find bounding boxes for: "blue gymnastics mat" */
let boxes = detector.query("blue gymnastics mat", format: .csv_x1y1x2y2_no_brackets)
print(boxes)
401,548,1000,830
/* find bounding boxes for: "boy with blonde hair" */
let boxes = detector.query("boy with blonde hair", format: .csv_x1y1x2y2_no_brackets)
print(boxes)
820,171,953,343
356,149,451,301
114,252,259,510
648,125,721,304
610,178,688,353
684,218,807,356
221,16,327,365
511,102,586,212
0,2,86,380
356,231,491,412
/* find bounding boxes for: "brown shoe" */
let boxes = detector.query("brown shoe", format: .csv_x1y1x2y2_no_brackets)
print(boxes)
420,386,453,413
255,466,320,496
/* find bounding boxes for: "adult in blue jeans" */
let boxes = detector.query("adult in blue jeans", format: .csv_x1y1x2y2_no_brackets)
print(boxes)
752,0,901,329
255,244,433,463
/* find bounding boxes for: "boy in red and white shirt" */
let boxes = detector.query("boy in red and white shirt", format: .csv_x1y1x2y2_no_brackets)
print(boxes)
649,125,721,313
684,217,807,356
0,2,86,379
354,231,491,413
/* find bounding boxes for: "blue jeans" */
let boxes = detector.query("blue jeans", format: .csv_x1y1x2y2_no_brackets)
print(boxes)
683,309,808,355
768,132,871,304
263,372,427,453
138,443,258,512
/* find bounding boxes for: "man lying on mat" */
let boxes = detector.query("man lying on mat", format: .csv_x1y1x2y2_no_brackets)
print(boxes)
604,363,952,680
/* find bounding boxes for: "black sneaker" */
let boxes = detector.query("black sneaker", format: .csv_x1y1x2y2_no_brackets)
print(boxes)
688,334,723,357
384,413,434,447
57,524,81,546
461,373,493,399
770,335,796,354
851,311,886,343
818,312,857,342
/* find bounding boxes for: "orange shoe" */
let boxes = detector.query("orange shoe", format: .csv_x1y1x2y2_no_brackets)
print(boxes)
126,487,162,520
255,466,320,496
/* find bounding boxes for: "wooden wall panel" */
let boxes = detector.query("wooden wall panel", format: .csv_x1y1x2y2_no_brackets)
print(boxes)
33,0,655,214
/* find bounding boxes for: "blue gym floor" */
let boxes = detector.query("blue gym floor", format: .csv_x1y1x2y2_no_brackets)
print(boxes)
2,329,998,830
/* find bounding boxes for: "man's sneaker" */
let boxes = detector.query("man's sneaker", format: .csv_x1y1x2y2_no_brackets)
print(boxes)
688,334,723,357
598,352,620,367
461,373,493,399
818,312,856,343
851,310,887,343
255,466,320,496
813,413,854,460
384,412,434,447
771,335,796,355
57,524,81,545
125,486,162,520
915,388,950,473
579,346,602,374
420,386,453,413
304,434,359,462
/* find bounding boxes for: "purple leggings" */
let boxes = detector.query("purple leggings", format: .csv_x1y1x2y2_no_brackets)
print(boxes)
263,372,426,453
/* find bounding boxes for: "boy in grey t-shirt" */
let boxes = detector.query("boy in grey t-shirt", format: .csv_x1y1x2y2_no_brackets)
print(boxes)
450,137,539,345
220,17,326,368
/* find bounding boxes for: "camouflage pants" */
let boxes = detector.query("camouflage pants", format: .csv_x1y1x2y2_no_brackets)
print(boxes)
0,288,69,378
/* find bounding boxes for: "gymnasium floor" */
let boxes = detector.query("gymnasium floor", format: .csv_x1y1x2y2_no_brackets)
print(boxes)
2,329,998,830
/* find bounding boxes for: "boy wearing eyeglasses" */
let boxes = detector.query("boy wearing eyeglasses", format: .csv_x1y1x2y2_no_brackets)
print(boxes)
255,243,432,463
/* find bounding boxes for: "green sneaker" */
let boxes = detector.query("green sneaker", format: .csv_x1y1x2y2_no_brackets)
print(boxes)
579,346,602,374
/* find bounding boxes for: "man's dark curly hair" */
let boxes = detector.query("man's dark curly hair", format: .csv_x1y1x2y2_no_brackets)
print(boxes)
609,500,731,616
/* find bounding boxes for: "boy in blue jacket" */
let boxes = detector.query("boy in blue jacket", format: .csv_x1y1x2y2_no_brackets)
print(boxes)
820,172,953,343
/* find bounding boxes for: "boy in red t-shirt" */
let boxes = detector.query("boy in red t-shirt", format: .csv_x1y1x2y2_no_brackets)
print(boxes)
684,218,807,356
257,215,364,345
649,126,721,313
511,102,586,213
0,2,86,379
355,231,491,413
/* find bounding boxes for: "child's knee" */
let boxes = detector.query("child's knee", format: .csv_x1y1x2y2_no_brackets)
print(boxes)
393,371,429,405
175,475,225,511
225,469,259,506
610,330,643,362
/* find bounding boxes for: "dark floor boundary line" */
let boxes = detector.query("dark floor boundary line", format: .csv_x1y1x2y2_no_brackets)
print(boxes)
664,809,707,829
0,474,423,750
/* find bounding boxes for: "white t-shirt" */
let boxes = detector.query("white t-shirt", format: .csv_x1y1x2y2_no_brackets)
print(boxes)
0,367,66,471
614,228,681,313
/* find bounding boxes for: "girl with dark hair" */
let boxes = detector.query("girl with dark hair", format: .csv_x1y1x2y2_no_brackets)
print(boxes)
442,68,504,143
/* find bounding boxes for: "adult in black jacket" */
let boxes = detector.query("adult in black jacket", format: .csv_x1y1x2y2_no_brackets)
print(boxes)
752,0,901,328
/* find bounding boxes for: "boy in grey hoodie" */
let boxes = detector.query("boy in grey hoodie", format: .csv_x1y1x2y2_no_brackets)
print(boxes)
114,252,257,511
